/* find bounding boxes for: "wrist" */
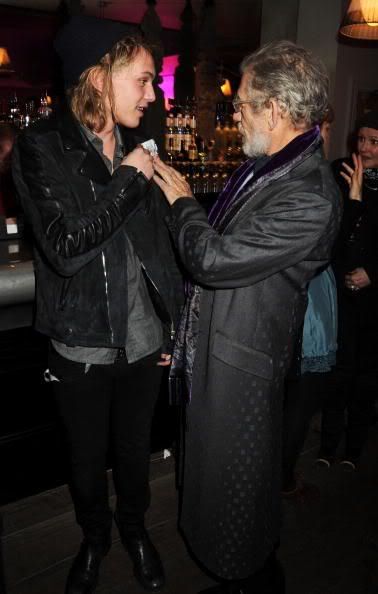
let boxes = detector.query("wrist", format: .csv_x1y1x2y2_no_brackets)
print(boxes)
349,192,362,201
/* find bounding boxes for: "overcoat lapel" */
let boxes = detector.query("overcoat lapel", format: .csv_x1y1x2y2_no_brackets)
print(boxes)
216,127,322,235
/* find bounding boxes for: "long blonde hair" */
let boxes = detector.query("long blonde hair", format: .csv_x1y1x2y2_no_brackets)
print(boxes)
70,36,153,133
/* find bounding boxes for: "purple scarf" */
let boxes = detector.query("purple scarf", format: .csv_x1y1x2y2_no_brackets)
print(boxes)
169,127,321,402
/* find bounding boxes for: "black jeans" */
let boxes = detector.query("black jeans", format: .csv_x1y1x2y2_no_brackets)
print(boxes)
319,294,378,461
319,367,376,461
282,372,331,490
49,347,163,544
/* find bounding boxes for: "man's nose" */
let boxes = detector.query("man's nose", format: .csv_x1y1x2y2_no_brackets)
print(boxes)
145,83,156,102
233,111,241,123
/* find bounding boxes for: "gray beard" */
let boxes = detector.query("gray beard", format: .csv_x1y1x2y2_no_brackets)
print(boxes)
242,129,270,158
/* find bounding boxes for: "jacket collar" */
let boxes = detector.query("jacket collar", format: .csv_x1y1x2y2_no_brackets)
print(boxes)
56,107,142,185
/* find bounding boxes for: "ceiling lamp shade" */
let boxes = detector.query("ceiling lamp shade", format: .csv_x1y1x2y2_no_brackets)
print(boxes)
220,78,232,97
0,47,14,76
339,0,378,40
0,47,11,67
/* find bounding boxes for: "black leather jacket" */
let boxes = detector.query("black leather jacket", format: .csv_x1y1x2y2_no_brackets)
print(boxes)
12,108,183,349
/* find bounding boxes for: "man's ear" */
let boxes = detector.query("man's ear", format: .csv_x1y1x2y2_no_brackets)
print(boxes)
268,99,280,130
88,66,105,93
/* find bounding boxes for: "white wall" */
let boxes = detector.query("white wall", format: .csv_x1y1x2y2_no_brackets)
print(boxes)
260,0,299,44
296,0,341,104
330,43,378,160
260,0,378,160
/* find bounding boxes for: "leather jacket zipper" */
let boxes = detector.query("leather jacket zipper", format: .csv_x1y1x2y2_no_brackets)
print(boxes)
90,180,114,343
140,262,175,341
59,278,71,310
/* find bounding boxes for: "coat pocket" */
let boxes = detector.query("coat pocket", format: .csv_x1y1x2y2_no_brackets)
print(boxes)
212,331,273,381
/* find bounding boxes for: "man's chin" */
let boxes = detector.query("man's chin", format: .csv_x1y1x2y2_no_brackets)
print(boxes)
243,143,268,158
242,134,270,158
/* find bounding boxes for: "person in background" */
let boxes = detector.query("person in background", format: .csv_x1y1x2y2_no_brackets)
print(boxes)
281,106,339,498
317,110,378,470
153,40,341,593
12,15,183,594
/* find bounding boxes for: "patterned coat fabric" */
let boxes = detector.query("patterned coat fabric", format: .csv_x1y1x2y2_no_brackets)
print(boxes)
167,142,342,580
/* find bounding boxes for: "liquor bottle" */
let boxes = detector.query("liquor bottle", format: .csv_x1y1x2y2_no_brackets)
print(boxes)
8,93,21,126
166,136,175,165
225,136,234,161
188,134,198,161
183,125,191,153
173,113,184,153
214,116,224,159
176,139,188,163
198,152,209,194
190,115,197,140
165,113,174,152
207,139,215,162
183,99,191,130
37,92,52,119
222,119,231,151
197,136,207,162
23,100,36,128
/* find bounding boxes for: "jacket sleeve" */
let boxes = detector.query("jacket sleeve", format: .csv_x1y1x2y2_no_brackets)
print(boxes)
12,132,150,277
167,189,334,290
340,198,364,236
342,198,378,288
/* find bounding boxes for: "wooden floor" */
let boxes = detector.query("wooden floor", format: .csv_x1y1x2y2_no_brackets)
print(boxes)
1,422,378,594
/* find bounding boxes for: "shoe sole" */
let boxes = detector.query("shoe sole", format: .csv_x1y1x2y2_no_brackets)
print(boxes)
133,567,165,592
339,460,356,471
315,458,331,468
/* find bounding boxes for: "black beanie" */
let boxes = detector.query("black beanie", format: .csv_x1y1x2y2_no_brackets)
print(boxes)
54,15,138,89
356,110,378,132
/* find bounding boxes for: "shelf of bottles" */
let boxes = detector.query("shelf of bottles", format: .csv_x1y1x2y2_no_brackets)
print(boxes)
164,99,245,195
0,92,52,128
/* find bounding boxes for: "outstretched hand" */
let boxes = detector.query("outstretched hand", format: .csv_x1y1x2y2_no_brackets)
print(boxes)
340,153,363,201
153,156,194,205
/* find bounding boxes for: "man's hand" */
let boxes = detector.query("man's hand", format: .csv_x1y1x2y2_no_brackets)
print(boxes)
345,267,371,291
153,156,194,205
157,353,172,367
340,153,363,201
122,146,154,180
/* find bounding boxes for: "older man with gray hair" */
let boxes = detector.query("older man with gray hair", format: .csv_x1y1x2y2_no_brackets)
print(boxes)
154,40,342,593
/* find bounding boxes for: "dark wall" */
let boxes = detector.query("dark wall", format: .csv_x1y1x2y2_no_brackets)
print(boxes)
0,5,180,96
0,6,60,89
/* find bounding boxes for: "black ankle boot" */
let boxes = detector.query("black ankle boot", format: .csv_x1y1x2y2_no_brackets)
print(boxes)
121,527,165,591
198,583,242,593
65,539,111,594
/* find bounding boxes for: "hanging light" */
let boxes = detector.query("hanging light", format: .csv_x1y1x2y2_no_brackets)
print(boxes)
220,78,232,97
0,47,11,68
339,0,378,40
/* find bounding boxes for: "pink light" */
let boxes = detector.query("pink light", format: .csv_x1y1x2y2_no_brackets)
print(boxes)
158,54,179,105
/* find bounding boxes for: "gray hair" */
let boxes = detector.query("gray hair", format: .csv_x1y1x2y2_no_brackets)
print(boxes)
240,40,329,128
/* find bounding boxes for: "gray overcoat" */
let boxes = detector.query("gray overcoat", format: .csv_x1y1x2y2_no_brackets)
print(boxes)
167,139,342,580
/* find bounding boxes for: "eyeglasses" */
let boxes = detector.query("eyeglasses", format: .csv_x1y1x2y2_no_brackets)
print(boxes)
232,98,255,113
